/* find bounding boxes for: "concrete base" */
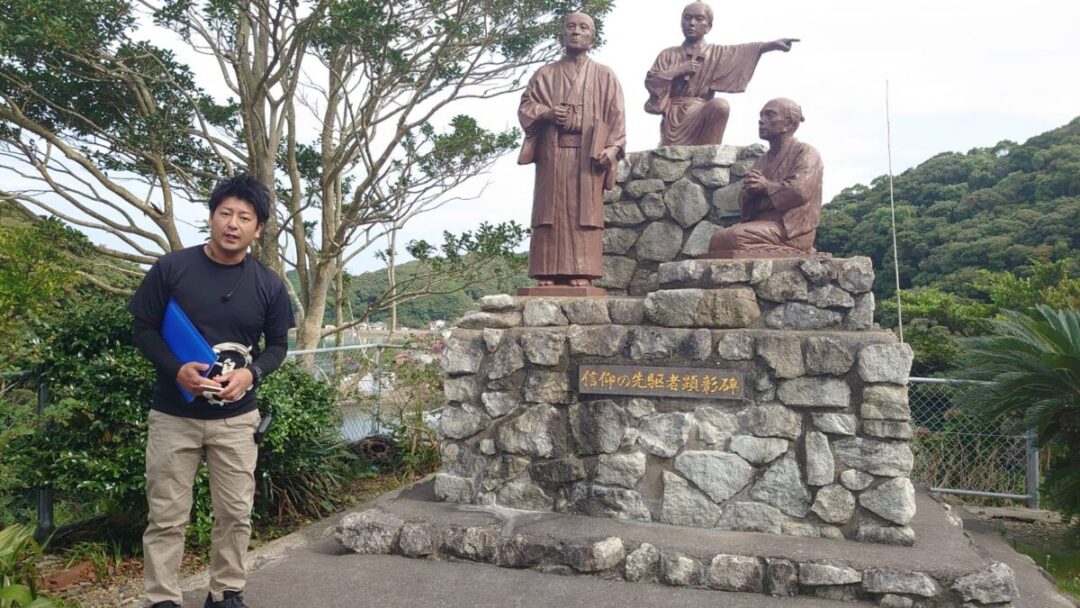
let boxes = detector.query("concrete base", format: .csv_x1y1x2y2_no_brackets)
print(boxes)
336,480,1028,607
698,249,831,260
517,285,607,297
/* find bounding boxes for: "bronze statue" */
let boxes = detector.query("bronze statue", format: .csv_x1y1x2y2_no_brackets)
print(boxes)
705,98,823,258
518,12,626,294
645,2,797,147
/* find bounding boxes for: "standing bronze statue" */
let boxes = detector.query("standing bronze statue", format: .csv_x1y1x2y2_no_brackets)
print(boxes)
517,12,626,295
645,1,797,147
705,98,824,258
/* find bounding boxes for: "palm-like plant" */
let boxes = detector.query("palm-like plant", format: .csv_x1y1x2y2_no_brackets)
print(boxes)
959,306,1080,514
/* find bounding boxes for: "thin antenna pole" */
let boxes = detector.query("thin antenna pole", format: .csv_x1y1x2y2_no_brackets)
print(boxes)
886,80,904,342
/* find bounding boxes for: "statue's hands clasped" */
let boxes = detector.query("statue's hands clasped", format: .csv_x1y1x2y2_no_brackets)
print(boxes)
551,104,572,128
741,169,773,194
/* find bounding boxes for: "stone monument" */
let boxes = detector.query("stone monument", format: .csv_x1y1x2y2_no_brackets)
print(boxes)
517,12,626,297
644,1,797,147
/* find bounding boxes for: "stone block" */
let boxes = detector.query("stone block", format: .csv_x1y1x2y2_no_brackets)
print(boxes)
692,145,738,167
812,413,857,436
660,471,723,527
798,257,837,285
441,330,485,375
730,435,788,464
530,457,586,484
720,501,784,534
640,192,666,219
608,298,645,324
846,292,875,330
750,453,811,517
950,562,1019,605
808,285,855,308
336,510,404,554
496,480,553,511
440,404,489,440
803,336,856,375
765,558,799,597
665,179,709,227
833,437,913,477
838,257,875,292
604,203,645,227
805,431,835,486
660,552,702,587
717,331,755,360
863,420,913,439
674,450,755,502
479,294,517,311
624,543,660,582
681,221,719,257
523,299,568,326
624,178,665,198
740,404,801,439
707,554,764,593
860,477,916,525
777,377,851,408
858,343,914,384
630,326,711,360
711,182,741,218
811,484,855,524
442,526,497,562
862,569,937,597
596,451,647,488
487,339,525,379
564,483,652,521
563,299,611,325
628,268,659,295
566,324,630,358
862,384,911,421
756,269,808,302
397,522,438,557
596,256,636,290
602,227,639,254
637,412,693,457
524,371,573,404
840,469,874,491
481,391,516,418
765,303,843,329
691,166,731,188
695,406,739,446
496,405,558,457
520,329,565,366
569,399,630,455
564,537,625,572
758,334,805,378
457,310,522,329
636,222,684,262
799,563,862,586
444,375,479,403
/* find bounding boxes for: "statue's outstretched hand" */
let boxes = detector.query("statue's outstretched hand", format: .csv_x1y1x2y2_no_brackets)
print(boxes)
766,38,800,53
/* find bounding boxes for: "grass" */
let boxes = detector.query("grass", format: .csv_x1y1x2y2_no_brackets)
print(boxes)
1011,540,1080,600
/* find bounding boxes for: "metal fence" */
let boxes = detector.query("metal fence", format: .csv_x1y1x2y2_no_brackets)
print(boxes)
908,377,1039,508
1,370,55,540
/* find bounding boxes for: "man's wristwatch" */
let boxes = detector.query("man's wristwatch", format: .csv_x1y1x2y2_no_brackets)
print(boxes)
248,363,265,389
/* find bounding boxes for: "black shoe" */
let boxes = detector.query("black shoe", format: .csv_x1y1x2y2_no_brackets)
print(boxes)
150,603,181,608
204,590,249,608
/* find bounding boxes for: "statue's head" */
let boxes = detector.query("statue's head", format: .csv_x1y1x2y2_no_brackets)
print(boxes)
682,2,713,41
759,98,805,139
561,12,596,52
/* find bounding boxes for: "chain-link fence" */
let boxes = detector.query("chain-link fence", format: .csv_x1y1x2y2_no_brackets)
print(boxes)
1,370,55,539
909,377,1038,507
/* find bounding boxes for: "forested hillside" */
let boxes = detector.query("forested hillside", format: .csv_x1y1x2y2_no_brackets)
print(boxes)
818,117,1080,298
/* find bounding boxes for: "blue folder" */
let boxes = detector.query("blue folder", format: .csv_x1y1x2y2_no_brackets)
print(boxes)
161,299,217,402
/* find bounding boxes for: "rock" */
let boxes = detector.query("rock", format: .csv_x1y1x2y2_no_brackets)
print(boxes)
441,330,485,375
693,145,738,167
524,371,572,404
567,324,629,357
692,166,731,188
750,453,811,517
863,420,913,439
624,543,660,582
442,526,497,562
660,471,723,527
798,257,837,285
833,437,914,477
651,157,691,181
707,554,764,592
858,343,914,384
681,221,719,256
530,457,586,483
603,185,623,204
596,256,636,290
708,288,761,327
711,182,741,219
658,259,709,285
480,294,516,311
720,501,784,534
636,222,684,262
596,452,647,488
840,469,875,491
486,454,530,482
479,438,495,455
602,227,639,254
496,480,553,510
862,384,911,420
812,484,856,524
397,522,438,557
803,337,855,375
757,334,805,378
569,399,629,455
674,450,755,502
523,300,568,326
665,179,709,227
624,178,665,198
756,269,808,302
654,145,695,161
520,329,565,366
630,327,712,361
637,412,693,457
856,523,915,546
799,563,862,586
730,435,788,464
494,534,547,568
739,143,767,159
616,158,632,182
457,310,522,329
482,328,504,352
805,431,835,485
750,259,773,284
951,562,1019,604
717,331,755,360
487,339,525,379
782,522,843,539
644,289,706,327
660,552,702,586
336,510,404,554
777,377,851,408
766,303,843,329
707,260,752,285
440,404,489,439
564,483,652,521
878,595,913,608
563,299,610,325
846,292,875,330
604,203,646,227
639,192,666,219
481,391,516,418
808,285,855,309
838,257,875,293
860,477,916,525
863,569,937,597
628,268,659,295
813,413,857,436
496,405,558,457
444,376,480,403
608,298,645,325
695,406,739,446
741,404,801,439
564,536,625,572
765,558,799,597
441,442,485,477
626,398,655,418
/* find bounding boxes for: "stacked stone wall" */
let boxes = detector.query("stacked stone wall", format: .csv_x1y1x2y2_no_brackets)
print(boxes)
599,144,764,295
436,257,917,545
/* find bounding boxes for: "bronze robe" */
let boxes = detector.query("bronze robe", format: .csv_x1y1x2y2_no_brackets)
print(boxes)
645,43,762,146
710,138,823,255
519,57,625,279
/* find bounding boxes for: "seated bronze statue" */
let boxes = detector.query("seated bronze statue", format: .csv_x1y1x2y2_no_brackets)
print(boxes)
705,97,823,259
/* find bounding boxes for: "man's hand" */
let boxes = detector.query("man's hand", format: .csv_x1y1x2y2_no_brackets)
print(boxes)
592,146,619,171
741,169,772,193
552,104,571,128
677,59,702,76
765,38,799,53
177,362,219,396
212,367,254,403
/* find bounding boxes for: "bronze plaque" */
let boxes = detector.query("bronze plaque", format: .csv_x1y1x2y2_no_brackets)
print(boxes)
577,365,744,400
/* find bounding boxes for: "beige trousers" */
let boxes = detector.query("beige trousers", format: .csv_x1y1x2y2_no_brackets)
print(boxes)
143,408,260,605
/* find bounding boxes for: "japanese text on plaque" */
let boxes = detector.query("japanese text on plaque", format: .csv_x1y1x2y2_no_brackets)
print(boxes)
577,365,744,399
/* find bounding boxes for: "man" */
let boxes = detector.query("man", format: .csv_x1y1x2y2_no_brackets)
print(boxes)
129,174,293,608
645,1,798,146
518,11,625,289
707,98,824,257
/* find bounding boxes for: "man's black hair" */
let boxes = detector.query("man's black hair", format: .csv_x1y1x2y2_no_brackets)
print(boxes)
208,173,271,225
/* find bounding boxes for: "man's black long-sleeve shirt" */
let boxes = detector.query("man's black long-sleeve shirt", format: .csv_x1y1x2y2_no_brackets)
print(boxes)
128,245,294,419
